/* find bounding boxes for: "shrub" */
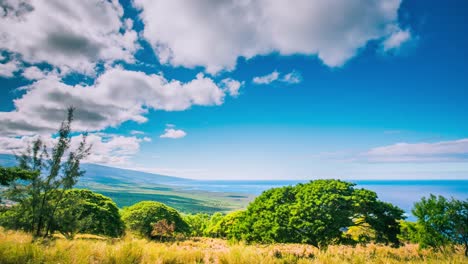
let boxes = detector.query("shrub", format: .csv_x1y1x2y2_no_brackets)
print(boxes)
55,189,125,238
121,201,189,239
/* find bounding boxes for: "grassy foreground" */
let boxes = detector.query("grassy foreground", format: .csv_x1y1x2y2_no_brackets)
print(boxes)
0,229,465,264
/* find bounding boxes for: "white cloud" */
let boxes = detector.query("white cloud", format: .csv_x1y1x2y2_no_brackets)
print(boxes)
0,67,238,136
0,59,20,77
0,133,145,165
160,128,186,139
0,0,138,75
253,70,302,85
253,71,280,84
21,66,58,80
220,78,243,97
282,71,302,84
134,0,405,73
365,138,468,162
142,136,152,142
382,28,412,52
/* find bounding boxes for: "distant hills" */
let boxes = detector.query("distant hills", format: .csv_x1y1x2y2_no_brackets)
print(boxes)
0,154,191,186
0,154,250,213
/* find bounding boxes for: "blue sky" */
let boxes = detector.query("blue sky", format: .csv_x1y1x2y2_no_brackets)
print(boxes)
0,0,467,180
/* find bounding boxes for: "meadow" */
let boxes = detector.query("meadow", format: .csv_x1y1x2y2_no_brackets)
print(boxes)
0,228,465,264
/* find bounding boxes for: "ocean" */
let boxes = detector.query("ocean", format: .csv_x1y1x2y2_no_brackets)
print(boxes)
176,180,468,220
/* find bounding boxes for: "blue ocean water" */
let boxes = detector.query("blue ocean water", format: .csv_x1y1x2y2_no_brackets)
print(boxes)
177,180,468,221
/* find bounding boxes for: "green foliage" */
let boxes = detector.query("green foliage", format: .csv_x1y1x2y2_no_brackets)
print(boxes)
412,194,468,255
121,201,189,238
204,212,225,237
184,213,210,237
0,108,91,238
212,210,248,241
0,167,38,186
54,189,125,239
398,221,421,244
224,179,405,248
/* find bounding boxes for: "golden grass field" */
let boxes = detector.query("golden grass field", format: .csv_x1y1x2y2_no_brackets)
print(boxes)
0,229,466,264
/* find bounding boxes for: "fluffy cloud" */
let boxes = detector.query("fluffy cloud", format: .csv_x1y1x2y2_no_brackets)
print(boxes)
134,0,407,73
253,70,302,85
0,67,238,136
220,78,243,97
0,59,20,77
365,138,468,162
21,66,58,80
0,133,146,165
382,29,412,52
160,125,187,139
0,0,138,75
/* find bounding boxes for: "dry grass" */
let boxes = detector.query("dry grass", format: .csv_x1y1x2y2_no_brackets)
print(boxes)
0,229,465,264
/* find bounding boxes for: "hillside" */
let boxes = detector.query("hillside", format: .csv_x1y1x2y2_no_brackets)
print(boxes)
0,154,252,213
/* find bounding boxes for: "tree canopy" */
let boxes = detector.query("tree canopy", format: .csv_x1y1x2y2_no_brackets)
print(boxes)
223,179,405,248
54,189,125,239
121,201,189,239
412,194,468,256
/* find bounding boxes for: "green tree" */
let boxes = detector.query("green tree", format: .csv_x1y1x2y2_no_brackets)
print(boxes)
1,108,91,238
204,212,225,237
398,221,421,244
121,201,189,239
228,179,405,248
54,189,125,239
412,194,468,255
184,213,210,237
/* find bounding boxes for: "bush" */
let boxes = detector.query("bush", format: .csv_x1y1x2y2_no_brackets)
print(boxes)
121,201,189,239
55,189,125,238
0,189,125,239
184,213,210,237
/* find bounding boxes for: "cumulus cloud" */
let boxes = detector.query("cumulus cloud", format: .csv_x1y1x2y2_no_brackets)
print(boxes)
0,133,146,165
220,78,243,97
364,138,468,162
160,125,186,139
134,0,406,73
0,59,20,77
0,0,138,75
382,29,412,52
21,66,58,80
0,67,238,136
253,70,302,85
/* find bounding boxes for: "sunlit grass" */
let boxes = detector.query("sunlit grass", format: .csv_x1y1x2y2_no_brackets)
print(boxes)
0,228,465,264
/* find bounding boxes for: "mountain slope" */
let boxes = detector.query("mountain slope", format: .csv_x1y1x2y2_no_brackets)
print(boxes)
0,154,191,185
0,154,250,213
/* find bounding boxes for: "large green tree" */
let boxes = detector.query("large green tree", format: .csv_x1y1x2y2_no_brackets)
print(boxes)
412,194,468,256
0,108,91,238
226,179,405,248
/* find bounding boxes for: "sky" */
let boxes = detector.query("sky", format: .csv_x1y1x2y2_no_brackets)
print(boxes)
0,0,467,180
